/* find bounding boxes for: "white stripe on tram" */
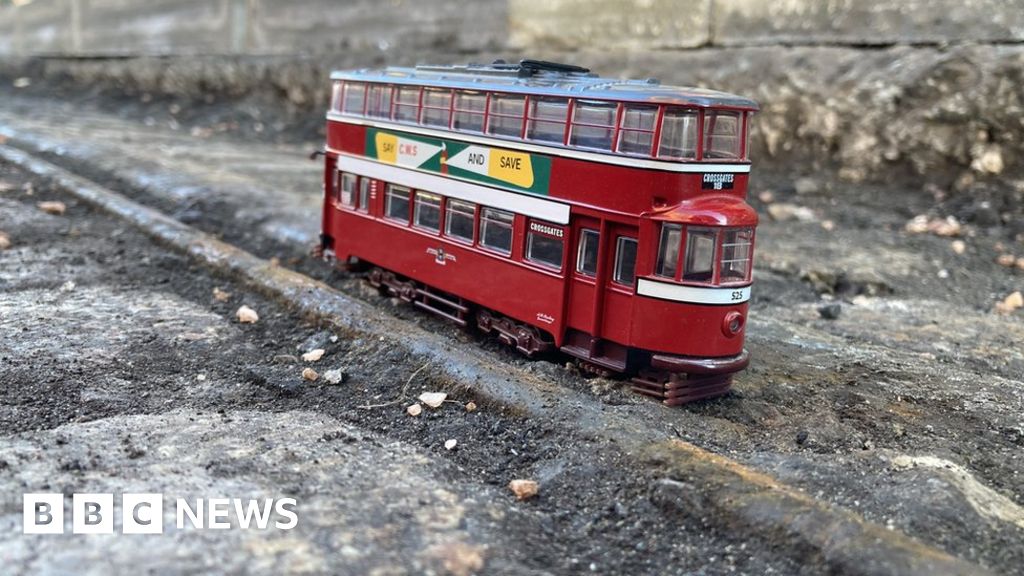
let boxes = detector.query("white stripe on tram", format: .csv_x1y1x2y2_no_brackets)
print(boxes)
326,113,752,174
636,278,751,305
336,154,572,225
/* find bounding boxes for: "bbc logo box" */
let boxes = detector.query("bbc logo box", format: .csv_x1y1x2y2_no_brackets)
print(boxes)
24,493,163,534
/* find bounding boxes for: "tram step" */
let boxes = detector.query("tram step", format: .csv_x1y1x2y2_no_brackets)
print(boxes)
413,287,469,326
629,373,732,406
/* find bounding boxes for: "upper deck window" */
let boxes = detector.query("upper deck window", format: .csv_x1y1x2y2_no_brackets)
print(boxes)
420,88,452,128
703,111,741,160
331,82,343,112
487,94,525,138
392,86,420,123
526,97,569,144
616,104,657,156
366,84,393,118
342,82,366,115
453,91,486,133
658,107,698,160
569,100,616,151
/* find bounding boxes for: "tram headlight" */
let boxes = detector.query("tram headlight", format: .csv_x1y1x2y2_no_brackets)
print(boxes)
722,311,744,337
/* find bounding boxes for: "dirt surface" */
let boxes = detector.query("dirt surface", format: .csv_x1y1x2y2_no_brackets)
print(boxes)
2,78,1024,574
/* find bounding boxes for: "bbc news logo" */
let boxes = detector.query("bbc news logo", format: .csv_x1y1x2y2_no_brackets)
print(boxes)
23,494,298,534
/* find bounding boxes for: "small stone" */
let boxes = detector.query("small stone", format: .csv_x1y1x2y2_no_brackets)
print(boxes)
465,401,477,413
905,215,930,234
937,269,950,279
301,348,325,362
37,201,66,215
995,291,1023,315
0,232,10,250
270,257,281,266
236,305,259,323
818,302,841,320
757,190,775,203
508,479,539,501
196,374,207,382
272,354,298,364
301,367,319,381
796,430,809,445
406,403,423,417
821,220,835,232
951,240,966,255
427,542,485,576
794,177,817,195
972,146,1004,175
997,254,1016,267
13,77,30,88
59,280,76,292
767,203,815,222
418,392,447,408
1017,258,1024,271
0,181,14,192
444,439,458,450
212,287,231,302
323,369,346,385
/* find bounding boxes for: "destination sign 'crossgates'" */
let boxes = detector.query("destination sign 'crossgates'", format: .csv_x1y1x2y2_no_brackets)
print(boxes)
367,129,552,196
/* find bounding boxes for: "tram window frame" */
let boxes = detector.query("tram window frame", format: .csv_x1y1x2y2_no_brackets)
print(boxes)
526,96,570,144
655,223,682,278
658,107,699,160
444,199,476,244
452,90,487,133
339,172,357,208
612,237,639,287
384,184,411,223
392,85,421,123
330,82,343,112
525,220,565,271
413,191,442,232
487,93,526,138
420,88,452,128
341,82,367,115
719,227,754,284
576,229,600,277
479,207,514,255
703,110,742,160
683,228,717,284
357,177,371,213
365,84,393,118
568,100,617,151
616,104,658,156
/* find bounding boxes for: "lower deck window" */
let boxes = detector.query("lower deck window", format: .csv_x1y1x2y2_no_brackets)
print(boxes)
576,229,599,276
613,237,638,286
413,192,441,231
480,208,513,254
445,199,475,243
656,223,682,278
526,222,564,270
339,172,357,207
720,228,753,283
385,185,411,222
683,228,716,282
357,178,371,212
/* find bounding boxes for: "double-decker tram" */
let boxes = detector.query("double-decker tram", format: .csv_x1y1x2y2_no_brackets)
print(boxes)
318,59,759,405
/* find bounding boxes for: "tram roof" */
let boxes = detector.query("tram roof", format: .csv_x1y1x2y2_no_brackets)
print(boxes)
330,59,759,111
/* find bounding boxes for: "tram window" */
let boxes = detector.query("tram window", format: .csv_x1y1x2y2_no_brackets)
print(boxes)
720,228,753,283
658,107,698,159
392,86,420,123
453,91,487,133
330,82,343,112
656,223,682,278
683,228,717,282
420,88,452,127
413,192,442,232
342,82,366,115
526,221,565,270
613,237,638,286
617,104,657,156
479,207,514,255
576,229,600,276
385,185,411,222
487,94,526,137
366,84,393,118
340,172,357,207
569,100,616,151
444,199,476,243
704,111,741,160
357,177,371,212
527,97,569,144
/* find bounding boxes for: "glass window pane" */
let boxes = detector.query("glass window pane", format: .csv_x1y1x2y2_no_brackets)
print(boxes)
366,85,393,118
422,88,451,109
331,82,343,112
527,120,565,143
659,108,698,159
683,228,716,282
613,237,638,286
617,130,654,155
454,90,487,113
573,100,616,126
480,208,513,254
342,82,366,114
453,111,485,132
529,97,569,121
413,192,441,231
527,233,564,270
621,104,657,131
576,229,599,276
385,185,410,222
358,178,371,212
421,106,450,127
340,173,357,207
394,86,420,105
569,123,613,150
488,94,525,118
656,223,682,277
720,228,753,283
445,199,475,242
704,111,741,160
487,115,523,137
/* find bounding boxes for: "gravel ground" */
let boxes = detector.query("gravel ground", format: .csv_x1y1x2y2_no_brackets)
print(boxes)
1,83,1023,574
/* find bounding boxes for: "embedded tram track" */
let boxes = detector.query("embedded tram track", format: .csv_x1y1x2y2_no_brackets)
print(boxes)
0,142,992,576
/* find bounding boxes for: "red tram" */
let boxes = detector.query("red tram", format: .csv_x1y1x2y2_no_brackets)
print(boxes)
318,60,759,404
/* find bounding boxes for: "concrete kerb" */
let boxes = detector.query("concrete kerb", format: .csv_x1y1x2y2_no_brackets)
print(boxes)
0,144,991,576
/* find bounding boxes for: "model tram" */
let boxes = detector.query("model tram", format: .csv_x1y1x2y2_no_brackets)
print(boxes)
317,59,758,405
